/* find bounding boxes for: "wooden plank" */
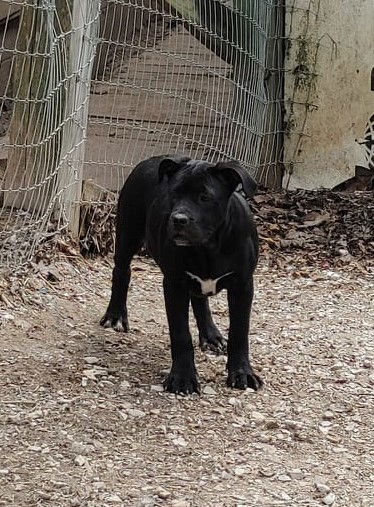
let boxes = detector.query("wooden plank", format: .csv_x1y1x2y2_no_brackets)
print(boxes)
85,24,236,190
0,3,20,23
83,118,233,191
89,88,233,122
85,122,231,152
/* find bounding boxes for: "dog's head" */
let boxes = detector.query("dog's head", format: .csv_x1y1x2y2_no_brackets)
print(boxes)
159,157,257,247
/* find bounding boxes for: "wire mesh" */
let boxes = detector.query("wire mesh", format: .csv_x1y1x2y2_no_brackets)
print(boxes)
0,0,100,267
86,0,285,192
1,0,285,268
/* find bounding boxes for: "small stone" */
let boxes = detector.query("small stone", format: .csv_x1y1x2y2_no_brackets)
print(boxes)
119,380,131,390
140,496,154,506
155,486,171,499
319,425,330,434
119,401,132,410
277,474,291,482
323,411,335,420
84,356,100,365
258,469,276,478
315,482,331,495
284,420,303,430
1,313,14,321
81,377,88,387
74,455,86,466
363,359,372,369
172,436,188,447
203,385,216,395
338,248,349,257
151,384,164,392
241,387,256,395
234,466,248,477
289,468,304,480
278,492,291,501
118,410,128,421
326,434,341,444
92,481,106,491
171,501,190,507
265,419,279,429
71,442,87,454
68,331,82,338
128,409,146,418
228,397,241,406
331,362,344,371
258,434,272,443
322,493,336,505
37,492,52,500
106,494,123,503
251,411,265,423
0,469,10,475
320,421,332,427
83,368,107,380
29,446,42,452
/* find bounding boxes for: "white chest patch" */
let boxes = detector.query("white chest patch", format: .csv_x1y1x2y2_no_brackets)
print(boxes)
186,271,233,295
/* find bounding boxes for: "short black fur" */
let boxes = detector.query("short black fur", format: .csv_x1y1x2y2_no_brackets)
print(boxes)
101,155,263,394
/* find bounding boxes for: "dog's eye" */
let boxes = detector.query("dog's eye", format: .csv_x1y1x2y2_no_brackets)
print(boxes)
199,193,210,202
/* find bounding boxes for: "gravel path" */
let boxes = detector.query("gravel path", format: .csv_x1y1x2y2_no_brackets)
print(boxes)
0,256,373,506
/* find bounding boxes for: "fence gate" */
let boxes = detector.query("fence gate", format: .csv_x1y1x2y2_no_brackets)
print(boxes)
0,0,285,267
86,0,285,192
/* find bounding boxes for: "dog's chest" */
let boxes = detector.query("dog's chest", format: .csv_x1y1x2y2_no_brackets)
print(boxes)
186,271,233,296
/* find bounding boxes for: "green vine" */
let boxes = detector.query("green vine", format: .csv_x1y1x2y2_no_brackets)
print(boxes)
293,36,317,92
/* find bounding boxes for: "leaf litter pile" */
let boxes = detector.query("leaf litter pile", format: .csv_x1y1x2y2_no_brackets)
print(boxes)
252,190,373,266
78,189,374,270
0,189,373,506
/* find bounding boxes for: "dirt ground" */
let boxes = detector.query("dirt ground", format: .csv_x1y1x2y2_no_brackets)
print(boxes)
0,254,373,506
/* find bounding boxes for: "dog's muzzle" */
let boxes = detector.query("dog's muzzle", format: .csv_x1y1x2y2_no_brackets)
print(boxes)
170,212,194,246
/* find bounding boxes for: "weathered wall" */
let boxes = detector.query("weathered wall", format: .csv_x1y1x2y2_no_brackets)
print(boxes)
284,0,373,189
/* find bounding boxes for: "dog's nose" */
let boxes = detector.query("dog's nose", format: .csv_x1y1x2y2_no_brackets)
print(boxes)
172,213,189,227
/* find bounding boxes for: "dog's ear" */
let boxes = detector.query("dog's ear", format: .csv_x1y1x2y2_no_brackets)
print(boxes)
213,161,257,197
158,156,190,182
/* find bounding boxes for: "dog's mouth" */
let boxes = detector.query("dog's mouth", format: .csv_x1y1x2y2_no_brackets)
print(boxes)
170,222,207,247
172,230,211,247
173,235,192,247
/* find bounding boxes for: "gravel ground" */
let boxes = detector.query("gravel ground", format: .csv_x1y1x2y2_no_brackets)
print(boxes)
0,255,373,506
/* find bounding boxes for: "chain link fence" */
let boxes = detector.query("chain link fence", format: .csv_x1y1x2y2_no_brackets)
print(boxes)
1,0,285,267
0,0,100,266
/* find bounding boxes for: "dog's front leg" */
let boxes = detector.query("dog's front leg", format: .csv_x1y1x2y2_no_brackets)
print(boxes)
163,278,199,394
226,277,263,390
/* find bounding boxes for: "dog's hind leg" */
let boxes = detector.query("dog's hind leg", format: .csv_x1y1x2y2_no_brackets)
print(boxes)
100,198,145,332
191,296,227,355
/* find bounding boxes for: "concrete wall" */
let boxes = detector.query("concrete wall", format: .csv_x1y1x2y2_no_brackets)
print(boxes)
284,0,373,189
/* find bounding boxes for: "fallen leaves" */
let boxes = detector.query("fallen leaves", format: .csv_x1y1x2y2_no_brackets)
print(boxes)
252,189,374,267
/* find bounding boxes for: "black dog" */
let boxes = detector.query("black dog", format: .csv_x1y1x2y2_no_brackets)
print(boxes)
101,155,263,394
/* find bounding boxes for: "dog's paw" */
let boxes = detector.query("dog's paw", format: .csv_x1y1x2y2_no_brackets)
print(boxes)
227,367,263,391
163,369,200,395
199,327,227,355
100,311,129,332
